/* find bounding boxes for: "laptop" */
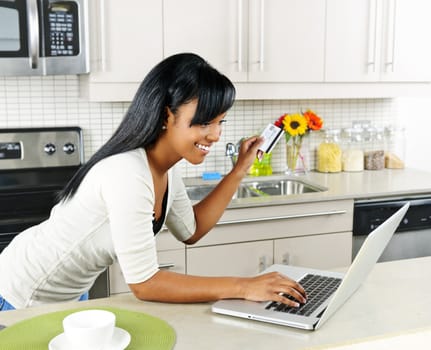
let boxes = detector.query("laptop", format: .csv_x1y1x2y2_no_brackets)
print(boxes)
212,202,410,330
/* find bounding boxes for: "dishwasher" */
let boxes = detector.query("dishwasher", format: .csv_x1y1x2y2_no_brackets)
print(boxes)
352,197,431,261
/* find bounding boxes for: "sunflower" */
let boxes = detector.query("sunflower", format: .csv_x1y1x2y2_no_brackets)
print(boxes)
282,113,308,137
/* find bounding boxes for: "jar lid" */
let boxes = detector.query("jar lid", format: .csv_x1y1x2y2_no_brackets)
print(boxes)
322,128,341,135
342,127,363,142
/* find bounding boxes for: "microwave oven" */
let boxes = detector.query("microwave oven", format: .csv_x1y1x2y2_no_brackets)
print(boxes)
0,0,89,76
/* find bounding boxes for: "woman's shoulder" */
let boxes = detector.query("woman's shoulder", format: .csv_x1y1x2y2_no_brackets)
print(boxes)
92,149,151,178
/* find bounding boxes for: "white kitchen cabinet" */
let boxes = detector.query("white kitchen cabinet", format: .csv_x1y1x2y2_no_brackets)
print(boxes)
164,0,325,83
186,200,353,277
325,0,431,82
79,0,163,101
274,232,352,269
80,0,431,101
186,240,273,277
186,231,352,278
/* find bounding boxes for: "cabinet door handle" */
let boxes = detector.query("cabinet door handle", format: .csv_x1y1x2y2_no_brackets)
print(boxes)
367,0,378,73
385,0,397,72
217,210,347,225
258,256,268,272
258,0,265,71
237,0,243,72
159,263,175,269
282,252,290,265
98,0,108,71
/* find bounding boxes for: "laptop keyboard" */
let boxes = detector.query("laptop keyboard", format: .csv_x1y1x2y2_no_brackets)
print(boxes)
265,274,342,317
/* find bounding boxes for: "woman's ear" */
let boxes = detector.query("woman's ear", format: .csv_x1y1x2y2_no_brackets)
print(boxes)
165,107,175,128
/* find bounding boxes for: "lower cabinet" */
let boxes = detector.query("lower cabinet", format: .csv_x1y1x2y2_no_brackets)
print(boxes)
186,231,352,277
186,240,273,277
108,199,354,294
273,231,352,269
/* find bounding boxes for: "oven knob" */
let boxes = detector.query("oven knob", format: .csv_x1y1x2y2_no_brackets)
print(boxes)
44,143,56,155
63,142,75,154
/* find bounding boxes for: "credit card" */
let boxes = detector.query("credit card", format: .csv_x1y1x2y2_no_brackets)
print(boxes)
258,123,284,154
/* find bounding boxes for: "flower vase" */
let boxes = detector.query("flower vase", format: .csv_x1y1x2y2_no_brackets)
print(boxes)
285,136,308,175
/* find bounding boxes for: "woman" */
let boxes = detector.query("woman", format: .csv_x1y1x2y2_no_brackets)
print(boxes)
0,53,306,310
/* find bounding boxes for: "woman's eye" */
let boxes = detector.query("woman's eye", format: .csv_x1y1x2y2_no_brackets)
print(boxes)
199,119,226,128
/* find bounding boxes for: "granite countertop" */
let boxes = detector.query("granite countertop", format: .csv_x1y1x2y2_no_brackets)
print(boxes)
184,168,431,208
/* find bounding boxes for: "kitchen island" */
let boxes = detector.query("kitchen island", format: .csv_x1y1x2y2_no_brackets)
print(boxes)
2,257,431,349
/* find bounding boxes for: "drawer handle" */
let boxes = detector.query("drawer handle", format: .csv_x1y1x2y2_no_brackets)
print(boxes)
159,263,175,269
218,210,347,225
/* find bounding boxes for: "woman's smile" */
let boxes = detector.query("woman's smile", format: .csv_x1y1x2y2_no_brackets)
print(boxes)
195,142,211,153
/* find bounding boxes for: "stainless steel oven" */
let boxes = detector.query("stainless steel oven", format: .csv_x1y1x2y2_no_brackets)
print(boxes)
0,127,109,298
353,197,431,262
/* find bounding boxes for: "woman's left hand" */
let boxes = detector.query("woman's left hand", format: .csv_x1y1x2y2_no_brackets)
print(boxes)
233,136,264,177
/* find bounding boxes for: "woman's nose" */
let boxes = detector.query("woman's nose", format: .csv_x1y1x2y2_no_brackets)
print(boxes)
206,124,222,141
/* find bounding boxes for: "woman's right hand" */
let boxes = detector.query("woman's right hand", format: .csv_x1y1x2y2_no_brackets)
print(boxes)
240,272,307,307
232,136,264,177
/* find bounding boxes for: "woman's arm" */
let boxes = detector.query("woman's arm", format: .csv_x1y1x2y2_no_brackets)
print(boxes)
128,269,307,306
185,136,263,244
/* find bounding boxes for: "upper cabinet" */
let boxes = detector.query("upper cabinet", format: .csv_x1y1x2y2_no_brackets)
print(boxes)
80,0,431,101
326,0,431,82
164,0,325,83
80,0,163,101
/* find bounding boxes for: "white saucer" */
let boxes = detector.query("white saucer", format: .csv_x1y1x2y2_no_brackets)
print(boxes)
49,327,131,350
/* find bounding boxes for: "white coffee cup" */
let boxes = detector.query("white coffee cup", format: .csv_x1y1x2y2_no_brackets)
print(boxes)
63,309,116,350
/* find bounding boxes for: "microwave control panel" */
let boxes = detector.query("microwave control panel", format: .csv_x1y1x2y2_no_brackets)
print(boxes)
44,1,80,57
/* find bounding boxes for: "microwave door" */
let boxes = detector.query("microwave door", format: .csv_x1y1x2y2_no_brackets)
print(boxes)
0,0,44,76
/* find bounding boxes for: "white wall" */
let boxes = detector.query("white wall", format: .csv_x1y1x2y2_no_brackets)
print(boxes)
396,97,431,172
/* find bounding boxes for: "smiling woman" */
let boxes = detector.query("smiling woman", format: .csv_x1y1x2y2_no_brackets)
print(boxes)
0,53,306,310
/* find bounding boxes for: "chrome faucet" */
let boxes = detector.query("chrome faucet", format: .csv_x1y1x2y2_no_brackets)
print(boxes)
225,139,244,167
225,143,237,167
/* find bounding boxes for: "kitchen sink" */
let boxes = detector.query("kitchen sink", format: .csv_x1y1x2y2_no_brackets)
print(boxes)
245,179,324,196
186,184,262,201
186,178,326,201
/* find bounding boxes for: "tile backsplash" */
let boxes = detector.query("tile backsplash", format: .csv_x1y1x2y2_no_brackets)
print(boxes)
0,75,398,178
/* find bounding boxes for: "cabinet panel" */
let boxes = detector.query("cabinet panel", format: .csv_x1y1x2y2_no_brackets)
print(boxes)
274,232,352,269
192,200,353,247
164,0,248,82
325,0,381,82
80,0,163,100
164,0,324,83
156,229,185,251
326,0,431,82
380,0,431,81
248,0,325,82
186,240,273,277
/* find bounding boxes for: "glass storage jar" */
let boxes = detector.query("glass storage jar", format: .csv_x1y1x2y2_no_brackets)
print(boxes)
363,127,385,170
384,126,406,169
316,129,342,173
341,127,364,172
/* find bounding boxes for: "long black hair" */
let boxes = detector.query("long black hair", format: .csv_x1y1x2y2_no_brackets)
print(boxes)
58,53,236,202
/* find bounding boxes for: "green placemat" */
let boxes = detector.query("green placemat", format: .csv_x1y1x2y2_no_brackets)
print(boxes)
0,306,176,350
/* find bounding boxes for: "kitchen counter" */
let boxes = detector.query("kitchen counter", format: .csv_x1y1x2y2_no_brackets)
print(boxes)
2,257,431,349
184,168,431,208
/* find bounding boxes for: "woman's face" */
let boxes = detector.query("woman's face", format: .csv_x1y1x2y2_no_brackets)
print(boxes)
165,99,226,165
